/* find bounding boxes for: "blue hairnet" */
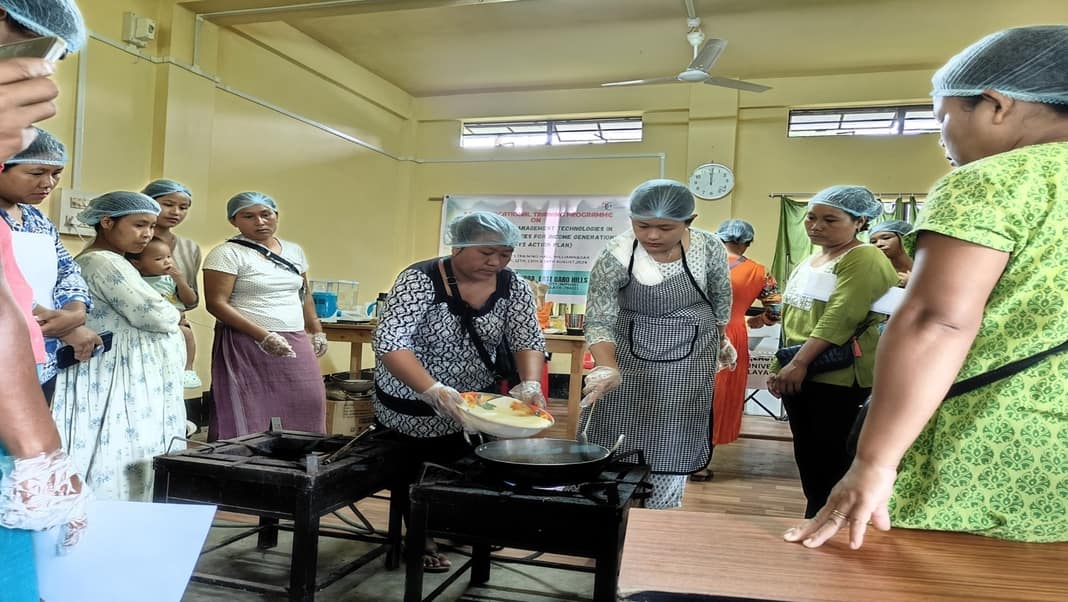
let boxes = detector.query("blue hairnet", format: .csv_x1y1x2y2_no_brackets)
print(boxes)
715,219,755,244
0,0,87,53
142,179,192,202
227,191,278,218
628,179,695,221
447,211,521,248
870,220,913,237
808,186,883,221
932,26,1068,105
5,127,65,166
77,191,160,226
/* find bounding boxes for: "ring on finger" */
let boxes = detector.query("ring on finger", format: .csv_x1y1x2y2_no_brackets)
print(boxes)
829,509,849,521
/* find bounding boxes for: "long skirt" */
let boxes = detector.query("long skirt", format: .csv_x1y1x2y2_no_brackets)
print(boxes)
208,325,326,440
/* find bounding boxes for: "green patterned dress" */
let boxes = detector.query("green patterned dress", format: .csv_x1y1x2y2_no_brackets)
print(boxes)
891,142,1068,542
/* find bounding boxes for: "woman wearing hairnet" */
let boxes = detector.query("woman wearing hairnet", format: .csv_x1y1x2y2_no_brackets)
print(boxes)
788,26,1068,548
51,192,188,502
767,185,897,518
203,192,327,440
690,219,781,481
373,210,546,572
1,5,95,598
581,179,732,508
868,220,913,286
0,128,100,404
142,179,203,389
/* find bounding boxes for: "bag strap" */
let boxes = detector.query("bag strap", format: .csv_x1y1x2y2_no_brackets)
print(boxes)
227,238,301,276
946,338,1068,399
441,258,498,375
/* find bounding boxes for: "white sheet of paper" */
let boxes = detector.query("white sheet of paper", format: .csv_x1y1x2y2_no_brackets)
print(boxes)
872,286,906,315
34,500,216,602
799,270,837,302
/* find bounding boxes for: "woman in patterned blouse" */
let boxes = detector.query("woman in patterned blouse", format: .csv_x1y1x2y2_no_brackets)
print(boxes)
373,211,546,572
787,25,1068,548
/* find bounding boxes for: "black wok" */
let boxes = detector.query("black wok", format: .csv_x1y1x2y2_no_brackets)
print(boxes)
474,436,624,486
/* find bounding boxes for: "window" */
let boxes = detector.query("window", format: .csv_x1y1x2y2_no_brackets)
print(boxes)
461,117,642,148
788,105,939,138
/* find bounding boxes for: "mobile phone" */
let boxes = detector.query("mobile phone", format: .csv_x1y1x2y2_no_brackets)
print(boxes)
0,36,67,62
56,330,114,370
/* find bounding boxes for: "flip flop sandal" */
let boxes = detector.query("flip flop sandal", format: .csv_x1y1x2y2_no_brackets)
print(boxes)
423,551,451,573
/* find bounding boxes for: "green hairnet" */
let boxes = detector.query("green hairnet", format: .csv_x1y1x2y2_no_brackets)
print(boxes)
870,220,913,237
715,219,755,244
629,179,695,221
142,179,192,202
0,0,87,52
932,25,1068,105
5,127,65,167
227,191,277,218
808,186,883,221
447,211,520,248
78,191,160,226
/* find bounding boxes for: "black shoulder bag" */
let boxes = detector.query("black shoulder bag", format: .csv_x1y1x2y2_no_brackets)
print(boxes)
441,258,521,391
847,338,1068,455
227,238,306,302
775,320,874,375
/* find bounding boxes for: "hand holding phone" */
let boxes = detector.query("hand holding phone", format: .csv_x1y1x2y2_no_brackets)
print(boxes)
0,37,67,62
56,331,113,370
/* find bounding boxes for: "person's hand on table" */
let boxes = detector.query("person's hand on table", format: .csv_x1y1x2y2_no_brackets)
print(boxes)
509,380,546,408
783,457,897,549
0,448,92,553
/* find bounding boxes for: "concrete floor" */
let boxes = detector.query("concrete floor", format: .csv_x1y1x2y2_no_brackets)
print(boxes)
181,521,596,602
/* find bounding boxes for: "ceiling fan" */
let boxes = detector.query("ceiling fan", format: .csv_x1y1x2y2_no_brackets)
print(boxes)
601,14,770,93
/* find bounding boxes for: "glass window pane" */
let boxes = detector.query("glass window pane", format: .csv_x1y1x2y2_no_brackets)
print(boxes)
842,111,896,121
790,112,841,123
602,130,642,141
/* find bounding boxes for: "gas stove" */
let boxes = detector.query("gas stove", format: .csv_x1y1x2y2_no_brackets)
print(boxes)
404,451,651,602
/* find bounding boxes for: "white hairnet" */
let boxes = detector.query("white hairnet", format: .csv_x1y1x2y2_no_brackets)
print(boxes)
715,219,755,244
142,179,192,202
78,191,160,226
932,25,1068,105
447,211,520,248
4,127,65,167
628,179,695,221
870,220,913,237
808,186,883,222
0,0,87,52
227,191,278,218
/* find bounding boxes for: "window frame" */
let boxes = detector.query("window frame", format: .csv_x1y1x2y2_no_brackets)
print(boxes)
787,104,939,138
461,116,643,149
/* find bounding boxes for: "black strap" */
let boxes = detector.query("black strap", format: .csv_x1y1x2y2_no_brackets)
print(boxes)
227,238,301,276
945,339,1068,399
441,258,500,375
624,238,715,310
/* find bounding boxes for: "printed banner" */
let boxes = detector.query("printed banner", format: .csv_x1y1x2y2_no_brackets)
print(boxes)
441,195,632,304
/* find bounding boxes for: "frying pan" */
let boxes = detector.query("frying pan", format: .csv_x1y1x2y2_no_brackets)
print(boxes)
474,435,625,486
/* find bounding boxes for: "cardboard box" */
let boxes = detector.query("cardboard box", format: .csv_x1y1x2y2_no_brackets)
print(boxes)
325,397,375,437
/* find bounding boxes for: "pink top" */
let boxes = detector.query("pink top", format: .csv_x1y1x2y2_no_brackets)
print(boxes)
0,220,46,364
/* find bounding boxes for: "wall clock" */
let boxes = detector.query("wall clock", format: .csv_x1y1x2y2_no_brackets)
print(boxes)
689,163,735,200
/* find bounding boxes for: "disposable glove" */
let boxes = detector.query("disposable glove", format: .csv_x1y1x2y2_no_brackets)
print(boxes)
310,332,328,358
580,366,621,408
257,332,296,358
0,449,91,553
717,339,738,372
416,382,467,424
508,380,546,408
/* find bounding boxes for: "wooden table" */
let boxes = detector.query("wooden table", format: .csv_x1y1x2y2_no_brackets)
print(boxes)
618,509,1068,601
321,323,588,437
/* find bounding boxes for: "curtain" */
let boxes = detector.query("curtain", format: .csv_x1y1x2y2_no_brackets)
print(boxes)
771,195,922,285
770,196,814,284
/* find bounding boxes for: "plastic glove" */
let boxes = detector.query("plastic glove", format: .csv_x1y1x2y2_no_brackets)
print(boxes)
416,382,467,424
580,366,621,408
0,449,91,553
310,332,328,358
257,332,296,358
508,380,546,408
717,339,738,372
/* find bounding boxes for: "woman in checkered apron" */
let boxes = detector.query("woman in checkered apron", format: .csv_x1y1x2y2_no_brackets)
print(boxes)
581,180,733,508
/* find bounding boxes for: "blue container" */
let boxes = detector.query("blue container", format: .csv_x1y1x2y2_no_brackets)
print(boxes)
312,292,338,318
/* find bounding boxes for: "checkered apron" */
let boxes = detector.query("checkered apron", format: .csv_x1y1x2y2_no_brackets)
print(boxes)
580,247,718,475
